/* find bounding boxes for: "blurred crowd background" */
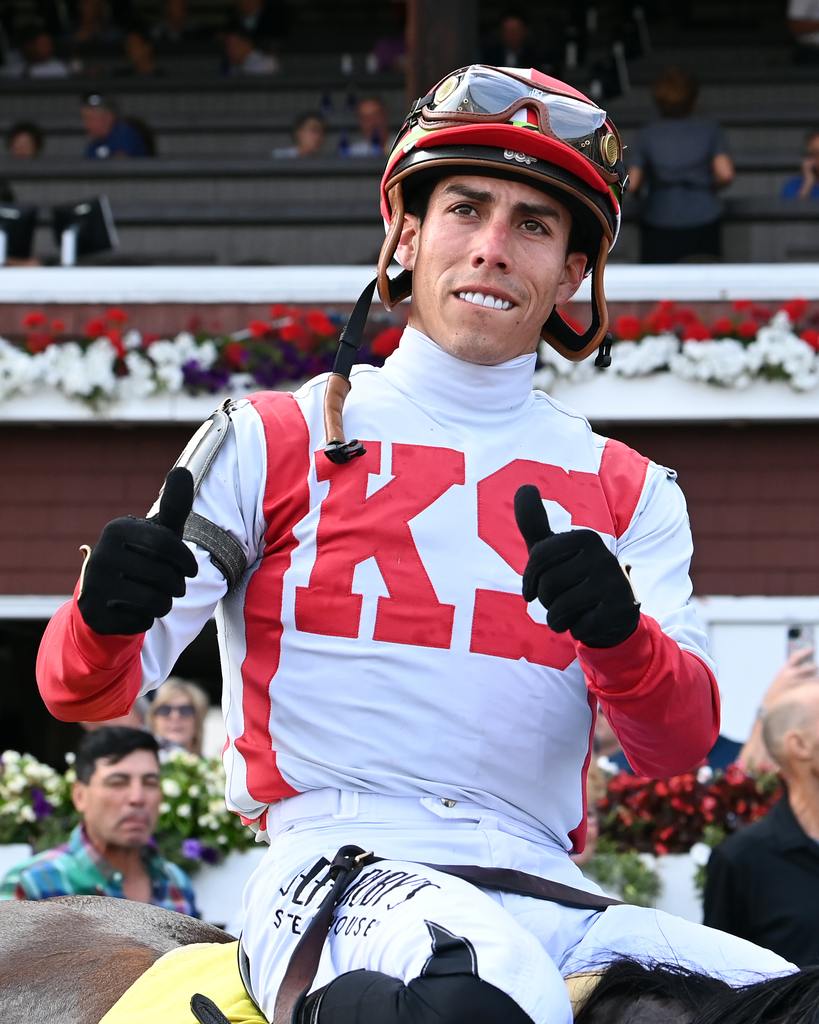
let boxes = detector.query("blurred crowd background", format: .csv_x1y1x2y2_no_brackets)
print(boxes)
0,0,817,265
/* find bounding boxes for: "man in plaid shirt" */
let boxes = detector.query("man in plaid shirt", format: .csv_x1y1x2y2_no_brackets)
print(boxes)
0,726,198,916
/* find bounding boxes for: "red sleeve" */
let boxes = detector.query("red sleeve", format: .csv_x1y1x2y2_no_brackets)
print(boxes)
577,614,720,778
36,582,145,722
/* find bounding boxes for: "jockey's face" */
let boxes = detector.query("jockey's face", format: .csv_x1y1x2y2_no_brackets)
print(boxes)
396,174,587,366
72,748,162,852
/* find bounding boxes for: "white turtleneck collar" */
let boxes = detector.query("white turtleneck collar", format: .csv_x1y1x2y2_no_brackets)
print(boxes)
379,326,536,420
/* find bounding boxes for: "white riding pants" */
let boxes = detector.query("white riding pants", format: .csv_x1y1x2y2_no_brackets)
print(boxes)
240,790,795,1024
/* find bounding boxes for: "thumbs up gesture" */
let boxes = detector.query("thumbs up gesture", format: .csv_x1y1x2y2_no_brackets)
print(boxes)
514,484,640,649
78,468,199,636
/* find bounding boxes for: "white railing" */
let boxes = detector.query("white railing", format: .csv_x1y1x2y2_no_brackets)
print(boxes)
0,264,817,305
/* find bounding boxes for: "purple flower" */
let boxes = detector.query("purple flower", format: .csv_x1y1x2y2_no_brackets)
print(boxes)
182,837,205,859
182,360,231,393
181,837,220,864
30,787,54,821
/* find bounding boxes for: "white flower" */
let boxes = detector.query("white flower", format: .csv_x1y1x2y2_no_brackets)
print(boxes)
188,785,200,797
696,765,713,784
177,803,191,818
19,805,36,823
3,750,21,764
159,801,170,814
117,352,157,401
689,842,712,867
64,752,76,765
596,755,620,775
161,779,181,798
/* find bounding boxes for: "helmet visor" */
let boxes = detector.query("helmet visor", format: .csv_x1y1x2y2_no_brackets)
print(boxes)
416,65,623,188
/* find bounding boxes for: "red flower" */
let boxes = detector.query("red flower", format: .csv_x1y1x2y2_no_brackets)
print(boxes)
280,321,312,350
248,319,272,339
84,317,107,337
711,316,735,336
643,311,674,333
223,341,247,369
50,319,66,334
737,319,758,340
371,326,403,358
683,322,711,341
782,298,808,323
305,310,336,336
107,329,125,357
269,303,289,319
105,307,128,324
26,332,54,353
614,314,642,340
22,311,47,328
800,329,819,351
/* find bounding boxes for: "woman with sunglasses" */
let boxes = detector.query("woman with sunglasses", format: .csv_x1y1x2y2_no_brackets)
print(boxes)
147,678,209,758
37,64,794,1024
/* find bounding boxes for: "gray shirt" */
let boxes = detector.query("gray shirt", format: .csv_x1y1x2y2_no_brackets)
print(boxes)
629,118,730,228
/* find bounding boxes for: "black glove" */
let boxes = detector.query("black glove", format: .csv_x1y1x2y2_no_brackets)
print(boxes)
514,484,640,648
77,467,198,636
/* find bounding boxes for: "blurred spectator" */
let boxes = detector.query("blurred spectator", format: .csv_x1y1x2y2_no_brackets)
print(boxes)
116,28,164,78
341,95,389,157
481,10,544,69
227,0,288,46
152,0,202,45
21,28,69,78
781,129,819,200
627,67,734,263
6,121,44,158
704,683,819,966
81,92,149,158
738,646,819,773
0,727,199,915
71,0,123,47
147,678,209,757
787,0,819,64
223,28,279,75
272,111,327,158
369,0,406,73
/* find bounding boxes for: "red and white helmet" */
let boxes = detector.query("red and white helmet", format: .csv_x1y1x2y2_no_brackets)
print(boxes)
376,64,627,363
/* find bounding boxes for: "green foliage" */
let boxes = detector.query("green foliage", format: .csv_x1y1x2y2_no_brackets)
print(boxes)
583,837,661,907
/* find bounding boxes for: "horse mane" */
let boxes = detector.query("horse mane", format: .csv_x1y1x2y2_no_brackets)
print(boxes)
573,958,733,1024
575,958,819,1024
691,965,819,1024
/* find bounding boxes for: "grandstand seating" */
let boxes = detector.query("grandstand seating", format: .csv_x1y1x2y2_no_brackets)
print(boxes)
1,0,817,266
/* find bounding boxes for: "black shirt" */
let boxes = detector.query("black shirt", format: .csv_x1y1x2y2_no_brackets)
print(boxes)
703,795,819,967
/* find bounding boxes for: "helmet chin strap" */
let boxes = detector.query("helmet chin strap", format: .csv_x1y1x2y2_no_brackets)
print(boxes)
322,270,412,464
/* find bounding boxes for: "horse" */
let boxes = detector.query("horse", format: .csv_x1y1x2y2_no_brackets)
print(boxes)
1,895,816,1024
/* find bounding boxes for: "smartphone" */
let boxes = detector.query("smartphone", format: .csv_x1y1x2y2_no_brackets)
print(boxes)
787,624,815,657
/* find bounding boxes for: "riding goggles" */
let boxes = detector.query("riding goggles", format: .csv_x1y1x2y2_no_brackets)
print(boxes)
406,65,625,188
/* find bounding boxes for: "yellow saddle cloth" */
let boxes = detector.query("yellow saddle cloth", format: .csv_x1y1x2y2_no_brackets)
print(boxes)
100,940,267,1024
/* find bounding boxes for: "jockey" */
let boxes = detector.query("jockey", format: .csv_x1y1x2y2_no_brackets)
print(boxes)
36,65,795,1024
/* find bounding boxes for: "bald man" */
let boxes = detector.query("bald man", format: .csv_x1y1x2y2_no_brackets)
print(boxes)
703,683,819,965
